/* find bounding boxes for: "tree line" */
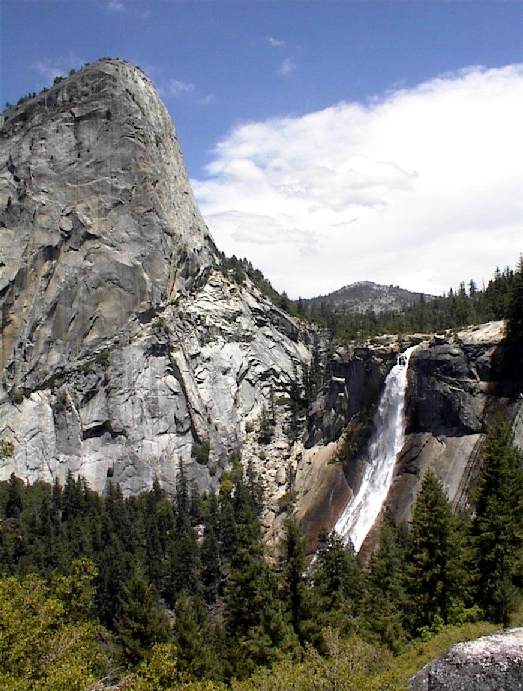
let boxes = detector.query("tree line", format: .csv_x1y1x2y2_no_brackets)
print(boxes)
301,257,523,341
0,417,521,689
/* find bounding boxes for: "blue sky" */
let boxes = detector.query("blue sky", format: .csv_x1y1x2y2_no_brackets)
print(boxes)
2,0,521,177
2,1,522,296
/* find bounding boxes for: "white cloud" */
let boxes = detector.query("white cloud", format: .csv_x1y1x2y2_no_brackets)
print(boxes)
167,79,195,96
107,0,126,11
267,36,286,48
193,64,523,298
33,53,84,83
279,57,296,77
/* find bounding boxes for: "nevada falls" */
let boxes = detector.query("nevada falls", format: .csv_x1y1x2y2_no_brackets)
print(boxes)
1,59,522,553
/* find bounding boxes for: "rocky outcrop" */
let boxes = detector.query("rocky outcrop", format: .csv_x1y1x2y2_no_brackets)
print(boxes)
306,344,396,447
410,627,523,691
0,59,313,502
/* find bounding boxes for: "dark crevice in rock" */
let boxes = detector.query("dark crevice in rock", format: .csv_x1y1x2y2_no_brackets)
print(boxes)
82,420,122,441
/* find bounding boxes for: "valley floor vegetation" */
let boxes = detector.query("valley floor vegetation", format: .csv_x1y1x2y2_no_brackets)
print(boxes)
1,418,522,690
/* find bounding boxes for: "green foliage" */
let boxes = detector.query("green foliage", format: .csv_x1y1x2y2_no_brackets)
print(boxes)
120,643,180,690
312,530,363,634
192,441,210,465
1,422,522,688
280,512,315,644
0,564,109,691
404,472,470,635
337,404,377,464
472,417,523,625
361,511,407,652
115,567,171,664
224,463,298,677
258,406,274,444
303,259,521,341
94,349,111,365
54,389,68,412
507,255,523,341
0,438,14,458
11,390,24,405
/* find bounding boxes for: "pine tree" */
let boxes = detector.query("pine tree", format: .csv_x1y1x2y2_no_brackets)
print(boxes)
507,255,523,341
472,417,523,625
200,492,222,604
224,470,297,676
312,530,363,633
166,463,201,605
173,590,225,681
114,566,171,664
259,406,274,444
5,473,23,519
362,511,407,651
280,512,314,644
404,472,468,635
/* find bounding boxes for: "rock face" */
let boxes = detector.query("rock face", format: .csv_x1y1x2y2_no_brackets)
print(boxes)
0,60,217,394
306,344,396,448
409,627,523,691
0,59,312,499
1,59,521,548
387,321,523,525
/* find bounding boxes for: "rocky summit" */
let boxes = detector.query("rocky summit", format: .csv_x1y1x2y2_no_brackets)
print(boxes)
305,280,430,315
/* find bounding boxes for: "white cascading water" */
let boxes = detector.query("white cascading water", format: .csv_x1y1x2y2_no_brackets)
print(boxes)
335,345,418,552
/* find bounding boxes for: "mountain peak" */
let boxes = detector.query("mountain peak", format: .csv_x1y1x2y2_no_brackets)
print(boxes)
306,281,431,315
0,57,217,389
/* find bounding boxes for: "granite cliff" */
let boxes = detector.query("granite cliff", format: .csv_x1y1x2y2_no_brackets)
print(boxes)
0,60,312,506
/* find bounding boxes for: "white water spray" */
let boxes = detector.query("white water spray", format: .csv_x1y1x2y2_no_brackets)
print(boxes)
335,345,418,552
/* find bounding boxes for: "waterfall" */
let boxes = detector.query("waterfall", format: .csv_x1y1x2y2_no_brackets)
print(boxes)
335,345,418,552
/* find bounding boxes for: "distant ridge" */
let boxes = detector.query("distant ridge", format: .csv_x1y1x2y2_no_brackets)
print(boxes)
304,281,433,315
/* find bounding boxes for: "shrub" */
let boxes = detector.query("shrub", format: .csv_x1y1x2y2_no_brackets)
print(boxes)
192,442,210,465
0,439,14,459
12,391,23,405
54,390,67,413
94,350,111,366
80,361,94,374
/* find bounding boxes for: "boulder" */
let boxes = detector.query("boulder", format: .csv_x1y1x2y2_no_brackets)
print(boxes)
410,628,523,691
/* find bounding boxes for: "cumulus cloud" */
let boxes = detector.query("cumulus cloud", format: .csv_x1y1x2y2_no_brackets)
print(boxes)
267,36,286,48
279,57,296,76
193,64,523,298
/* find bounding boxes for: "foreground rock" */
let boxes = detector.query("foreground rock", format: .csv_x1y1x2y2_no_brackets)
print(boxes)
410,627,523,691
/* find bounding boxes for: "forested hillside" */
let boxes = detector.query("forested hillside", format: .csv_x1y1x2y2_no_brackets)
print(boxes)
1,420,522,689
226,255,523,342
